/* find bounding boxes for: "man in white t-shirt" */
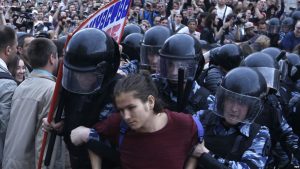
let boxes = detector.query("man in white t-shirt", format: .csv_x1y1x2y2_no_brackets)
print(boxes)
216,0,232,22
178,19,200,40
171,13,187,33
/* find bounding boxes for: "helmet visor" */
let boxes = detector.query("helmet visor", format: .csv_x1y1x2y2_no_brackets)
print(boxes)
279,60,289,81
214,86,263,124
253,67,280,91
140,44,161,71
291,65,300,81
62,65,104,94
158,56,197,81
268,25,280,34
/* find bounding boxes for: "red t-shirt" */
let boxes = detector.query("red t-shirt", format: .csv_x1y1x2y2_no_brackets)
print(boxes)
93,109,198,169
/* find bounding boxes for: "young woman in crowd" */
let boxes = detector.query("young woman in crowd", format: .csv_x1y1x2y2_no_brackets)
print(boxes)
68,73,203,169
8,56,26,85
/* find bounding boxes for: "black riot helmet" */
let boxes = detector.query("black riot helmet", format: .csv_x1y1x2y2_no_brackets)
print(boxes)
267,18,280,34
240,52,280,92
158,33,204,82
287,53,300,82
214,44,243,71
214,67,267,124
262,47,288,81
292,11,300,23
199,40,209,53
261,47,281,59
53,35,67,58
121,24,144,42
209,46,221,66
63,28,120,94
121,33,143,61
140,26,173,72
281,17,294,33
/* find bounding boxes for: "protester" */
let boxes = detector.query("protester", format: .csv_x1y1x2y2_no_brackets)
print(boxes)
17,33,34,75
7,56,25,85
178,18,200,40
69,73,202,169
280,20,300,52
3,38,65,169
0,25,18,168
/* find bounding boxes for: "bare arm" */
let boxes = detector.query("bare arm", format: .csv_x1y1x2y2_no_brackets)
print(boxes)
0,6,6,25
53,6,62,23
185,142,209,169
254,2,265,19
185,157,198,169
88,150,102,169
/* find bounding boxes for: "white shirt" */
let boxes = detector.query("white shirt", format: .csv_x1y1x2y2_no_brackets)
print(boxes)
0,58,8,70
177,27,201,40
216,5,232,21
175,23,186,30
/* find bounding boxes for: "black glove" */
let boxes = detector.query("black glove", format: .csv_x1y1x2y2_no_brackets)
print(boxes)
197,153,229,169
86,139,120,164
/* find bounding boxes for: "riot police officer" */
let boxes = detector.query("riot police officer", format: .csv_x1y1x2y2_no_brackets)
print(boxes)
192,67,271,169
198,44,243,95
283,53,300,136
121,33,143,61
55,28,121,168
118,26,173,76
241,52,300,168
140,25,173,73
154,33,210,114
267,18,281,47
120,24,144,42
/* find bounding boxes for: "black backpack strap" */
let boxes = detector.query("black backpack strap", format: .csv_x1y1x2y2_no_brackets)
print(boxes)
0,72,14,80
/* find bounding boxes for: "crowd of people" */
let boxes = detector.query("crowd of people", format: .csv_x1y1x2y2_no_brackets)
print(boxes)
0,0,300,168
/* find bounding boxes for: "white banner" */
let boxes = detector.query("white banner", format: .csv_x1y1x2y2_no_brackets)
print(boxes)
75,0,132,43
